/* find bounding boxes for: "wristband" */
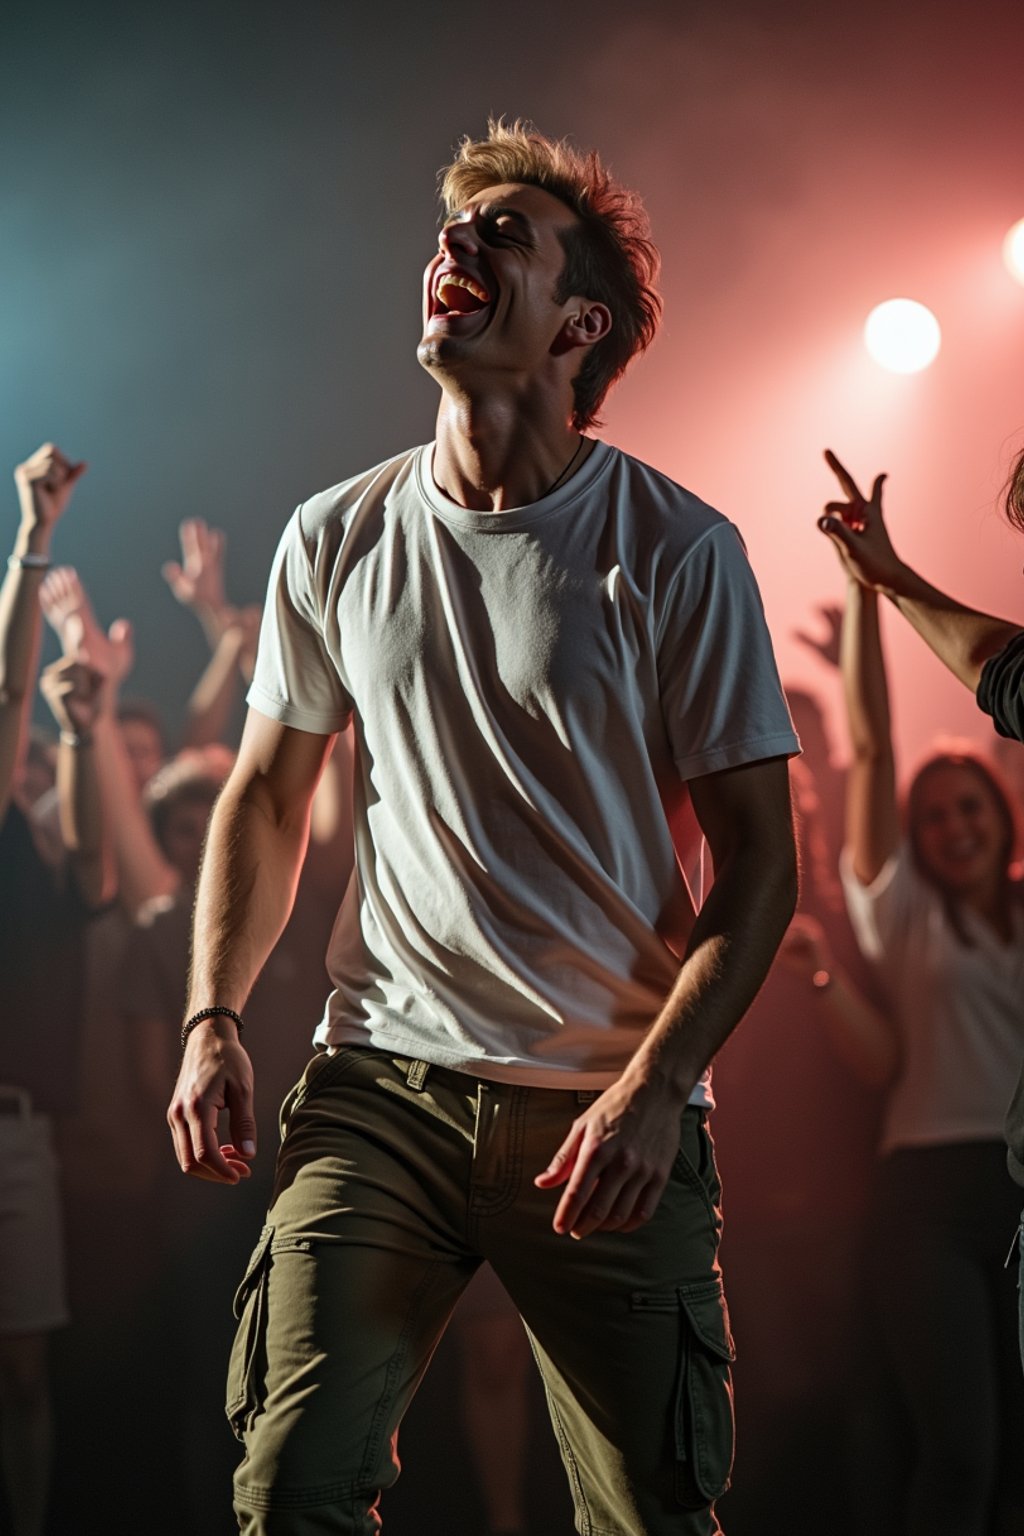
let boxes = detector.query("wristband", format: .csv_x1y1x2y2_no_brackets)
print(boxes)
181,1006,245,1052
7,553,52,571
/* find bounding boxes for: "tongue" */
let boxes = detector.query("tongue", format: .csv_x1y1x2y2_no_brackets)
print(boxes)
439,281,487,314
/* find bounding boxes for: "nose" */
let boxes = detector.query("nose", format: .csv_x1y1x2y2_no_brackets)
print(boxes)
439,216,479,260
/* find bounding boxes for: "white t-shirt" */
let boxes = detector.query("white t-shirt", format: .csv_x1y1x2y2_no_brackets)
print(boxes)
248,440,798,1099
842,846,1024,1153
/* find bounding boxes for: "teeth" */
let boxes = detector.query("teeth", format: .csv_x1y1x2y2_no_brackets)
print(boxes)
436,272,489,304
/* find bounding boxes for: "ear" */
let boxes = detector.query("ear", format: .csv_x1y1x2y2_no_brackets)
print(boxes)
554,300,613,354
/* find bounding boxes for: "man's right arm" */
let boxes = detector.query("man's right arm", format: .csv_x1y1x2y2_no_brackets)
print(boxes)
167,707,336,1184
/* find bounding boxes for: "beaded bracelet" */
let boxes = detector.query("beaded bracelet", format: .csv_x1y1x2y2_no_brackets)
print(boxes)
181,1006,245,1053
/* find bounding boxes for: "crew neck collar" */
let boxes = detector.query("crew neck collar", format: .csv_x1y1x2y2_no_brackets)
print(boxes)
416,439,612,532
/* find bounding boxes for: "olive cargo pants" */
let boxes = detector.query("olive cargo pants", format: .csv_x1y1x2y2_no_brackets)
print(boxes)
228,1047,735,1534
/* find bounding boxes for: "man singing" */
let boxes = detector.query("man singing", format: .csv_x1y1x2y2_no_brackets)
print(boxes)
168,120,799,1536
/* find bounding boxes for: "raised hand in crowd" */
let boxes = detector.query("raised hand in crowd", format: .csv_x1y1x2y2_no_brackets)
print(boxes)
41,563,178,915
817,448,1022,692
182,601,262,748
162,517,232,645
14,441,87,536
38,650,115,904
792,601,843,670
1,444,87,820
41,566,135,691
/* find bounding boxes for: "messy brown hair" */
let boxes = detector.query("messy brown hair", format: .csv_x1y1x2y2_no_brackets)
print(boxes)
439,119,662,431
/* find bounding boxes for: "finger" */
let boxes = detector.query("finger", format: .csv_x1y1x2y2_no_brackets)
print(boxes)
188,1100,240,1182
167,1101,193,1173
162,560,184,589
216,1145,254,1178
792,627,829,654
618,1176,667,1233
228,1088,258,1160
570,1167,642,1238
553,1143,607,1235
817,514,857,547
180,519,202,559
534,1120,585,1189
823,448,864,502
870,472,888,507
63,612,87,654
822,501,867,526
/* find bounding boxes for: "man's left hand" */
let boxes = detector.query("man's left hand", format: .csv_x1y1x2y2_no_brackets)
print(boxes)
534,1075,684,1239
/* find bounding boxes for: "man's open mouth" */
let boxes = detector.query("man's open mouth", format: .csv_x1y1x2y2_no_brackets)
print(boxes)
432,268,491,318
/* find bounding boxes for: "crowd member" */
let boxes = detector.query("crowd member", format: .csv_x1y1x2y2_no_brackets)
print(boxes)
123,742,349,1535
36,512,345,1532
819,453,1024,1536
168,120,799,1536
0,443,112,1536
451,1265,533,1536
711,727,883,1536
817,447,1024,1375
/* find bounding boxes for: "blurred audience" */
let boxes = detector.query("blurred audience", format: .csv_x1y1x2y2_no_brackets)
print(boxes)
711,694,884,1536
0,445,112,1536
819,451,1024,1536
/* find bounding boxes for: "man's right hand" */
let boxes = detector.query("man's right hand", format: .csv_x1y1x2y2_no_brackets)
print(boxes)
167,1020,258,1184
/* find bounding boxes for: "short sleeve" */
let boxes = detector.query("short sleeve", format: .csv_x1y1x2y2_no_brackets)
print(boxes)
977,630,1024,744
839,844,928,962
247,506,353,734
657,523,799,779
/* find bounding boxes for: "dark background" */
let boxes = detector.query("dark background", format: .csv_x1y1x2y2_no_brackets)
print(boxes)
4,1,1024,1530
4,0,1024,761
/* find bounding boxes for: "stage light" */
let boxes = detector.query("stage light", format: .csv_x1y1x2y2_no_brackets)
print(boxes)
1003,219,1024,285
863,298,941,374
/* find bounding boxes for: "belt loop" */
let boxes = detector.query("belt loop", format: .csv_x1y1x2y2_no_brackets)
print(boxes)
406,1060,430,1091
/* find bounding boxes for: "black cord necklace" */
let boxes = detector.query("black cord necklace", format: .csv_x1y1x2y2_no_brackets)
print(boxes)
435,435,588,507
543,434,587,498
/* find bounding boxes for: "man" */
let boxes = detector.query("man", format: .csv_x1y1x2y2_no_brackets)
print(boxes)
168,121,799,1536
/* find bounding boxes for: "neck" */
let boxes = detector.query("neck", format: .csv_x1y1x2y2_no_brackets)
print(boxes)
432,392,587,512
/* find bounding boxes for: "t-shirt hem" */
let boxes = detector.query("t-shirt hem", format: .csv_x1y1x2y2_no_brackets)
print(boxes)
246,683,350,736
673,731,800,780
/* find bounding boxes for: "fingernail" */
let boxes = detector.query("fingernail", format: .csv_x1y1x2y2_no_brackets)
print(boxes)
242,1140,256,1156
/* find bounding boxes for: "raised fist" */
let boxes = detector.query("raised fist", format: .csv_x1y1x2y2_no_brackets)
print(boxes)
14,443,87,529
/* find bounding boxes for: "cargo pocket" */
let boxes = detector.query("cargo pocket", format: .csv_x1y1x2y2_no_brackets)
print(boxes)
225,1223,274,1442
631,1274,736,1510
676,1276,736,1507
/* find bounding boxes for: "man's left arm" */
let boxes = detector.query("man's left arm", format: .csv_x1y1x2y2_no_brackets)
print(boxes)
536,755,797,1238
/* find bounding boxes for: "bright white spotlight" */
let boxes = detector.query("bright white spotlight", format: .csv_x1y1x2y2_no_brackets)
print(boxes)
863,298,941,374
1003,219,1024,285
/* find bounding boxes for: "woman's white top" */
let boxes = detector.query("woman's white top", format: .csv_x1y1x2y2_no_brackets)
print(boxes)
842,847,1024,1155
